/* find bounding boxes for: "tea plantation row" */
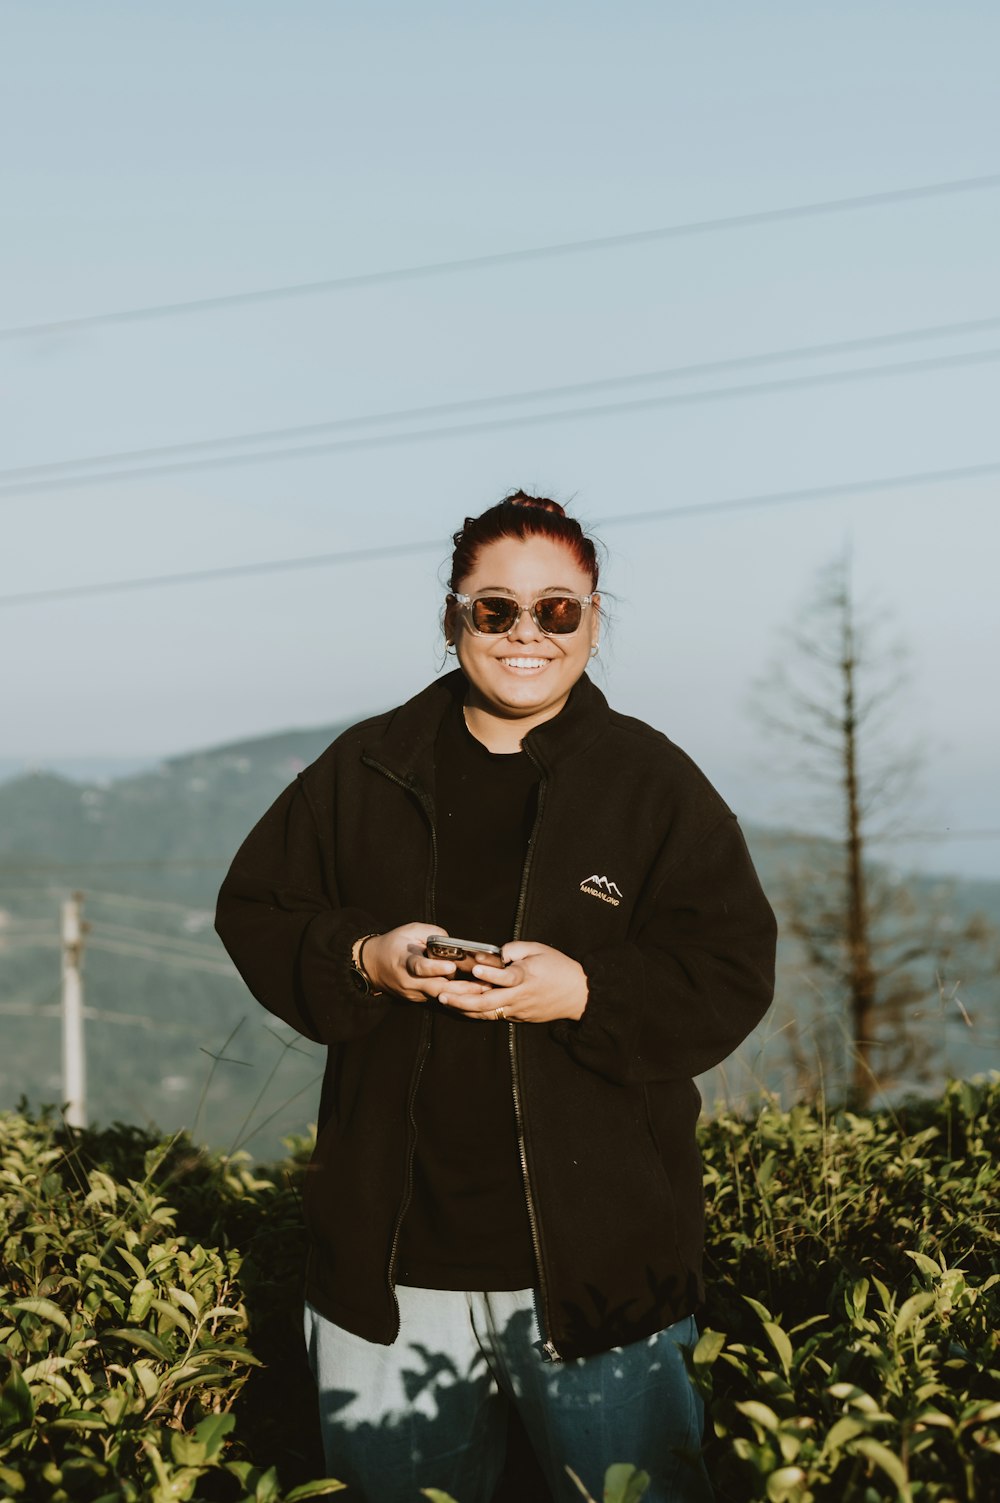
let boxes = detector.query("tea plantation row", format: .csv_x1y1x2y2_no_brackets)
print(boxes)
2,1078,998,1501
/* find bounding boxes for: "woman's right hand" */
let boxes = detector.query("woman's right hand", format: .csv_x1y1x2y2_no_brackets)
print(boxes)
359,923,493,1004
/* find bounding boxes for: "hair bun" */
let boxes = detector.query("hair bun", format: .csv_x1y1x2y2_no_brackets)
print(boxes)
449,489,598,590
505,490,566,518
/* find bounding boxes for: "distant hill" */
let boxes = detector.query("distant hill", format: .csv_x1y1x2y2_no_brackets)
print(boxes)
0,721,353,901
1,720,997,1155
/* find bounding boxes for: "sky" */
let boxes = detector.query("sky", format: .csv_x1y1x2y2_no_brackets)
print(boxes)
2,1,999,879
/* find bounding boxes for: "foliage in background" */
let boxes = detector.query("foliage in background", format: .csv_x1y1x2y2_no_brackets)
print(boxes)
2,1078,999,1501
752,553,1000,1111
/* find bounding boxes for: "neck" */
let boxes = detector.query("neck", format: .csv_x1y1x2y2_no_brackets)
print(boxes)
463,694,568,754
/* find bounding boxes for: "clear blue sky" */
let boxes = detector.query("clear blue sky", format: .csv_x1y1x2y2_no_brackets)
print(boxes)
3,1,998,878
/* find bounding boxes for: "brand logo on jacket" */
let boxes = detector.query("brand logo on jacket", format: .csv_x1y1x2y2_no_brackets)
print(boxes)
580,873,622,906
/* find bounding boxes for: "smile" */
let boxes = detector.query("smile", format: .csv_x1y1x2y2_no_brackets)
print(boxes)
499,657,550,672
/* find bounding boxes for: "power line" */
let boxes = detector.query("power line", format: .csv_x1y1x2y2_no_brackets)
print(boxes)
3,344,1000,499
4,171,999,342
1,458,997,609
89,919,227,962
877,829,1000,843
87,935,237,976
84,888,214,916
7,312,1000,488
0,856,229,868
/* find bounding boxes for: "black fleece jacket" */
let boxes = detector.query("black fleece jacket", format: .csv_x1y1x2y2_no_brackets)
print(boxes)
215,671,777,1359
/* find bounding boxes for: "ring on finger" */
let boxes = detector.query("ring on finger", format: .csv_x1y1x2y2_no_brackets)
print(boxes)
494,1006,506,1022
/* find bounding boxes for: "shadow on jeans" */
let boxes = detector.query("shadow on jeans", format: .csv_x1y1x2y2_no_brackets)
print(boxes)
235,1288,553,1501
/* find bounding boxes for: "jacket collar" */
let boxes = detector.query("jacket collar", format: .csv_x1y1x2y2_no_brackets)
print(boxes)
362,668,611,787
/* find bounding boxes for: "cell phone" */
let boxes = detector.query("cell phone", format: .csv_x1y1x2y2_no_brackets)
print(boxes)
425,935,504,963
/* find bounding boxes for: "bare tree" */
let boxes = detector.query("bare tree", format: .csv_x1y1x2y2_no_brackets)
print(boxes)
754,552,990,1109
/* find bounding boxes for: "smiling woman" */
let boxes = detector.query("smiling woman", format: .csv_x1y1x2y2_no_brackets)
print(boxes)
444,501,600,751
215,490,778,1503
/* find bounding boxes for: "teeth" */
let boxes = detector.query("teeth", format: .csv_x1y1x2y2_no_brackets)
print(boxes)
501,657,547,670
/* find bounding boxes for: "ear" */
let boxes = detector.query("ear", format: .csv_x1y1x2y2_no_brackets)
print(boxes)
443,596,460,645
590,593,601,647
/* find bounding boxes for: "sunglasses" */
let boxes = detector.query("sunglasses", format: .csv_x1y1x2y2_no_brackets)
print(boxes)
450,591,595,636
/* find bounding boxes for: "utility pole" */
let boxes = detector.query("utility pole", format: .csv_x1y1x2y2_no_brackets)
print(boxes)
61,892,87,1129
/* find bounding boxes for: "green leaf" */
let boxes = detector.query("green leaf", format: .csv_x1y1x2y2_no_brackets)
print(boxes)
420,1492,461,1503
128,1279,155,1322
284,1482,348,1500
191,1411,235,1459
894,1292,935,1336
824,1415,867,1451
168,1286,201,1321
735,1400,780,1433
692,1329,726,1366
743,1295,774,1323
0,1466,26,1495
904,1250,942,1278
10,1297,71,1333
848,1278,870,1324
854,1437,910,1494
0,1361,34,1434
960,1401,1000,1426
150,1297,191,1336
766,1467,808,1502
48,1413,108,1432
170,1429,207,1467
602,1463,650,1503
117,1246,148,1280
763,1321,793,1375
103,1326,174,1361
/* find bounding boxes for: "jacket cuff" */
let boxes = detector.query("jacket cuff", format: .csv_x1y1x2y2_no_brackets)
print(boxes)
299,908,392,1042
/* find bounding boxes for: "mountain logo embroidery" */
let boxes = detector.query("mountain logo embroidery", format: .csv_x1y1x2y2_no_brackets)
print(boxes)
580,873,623,906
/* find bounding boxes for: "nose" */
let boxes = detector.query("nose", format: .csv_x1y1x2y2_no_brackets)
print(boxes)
506,604,543,642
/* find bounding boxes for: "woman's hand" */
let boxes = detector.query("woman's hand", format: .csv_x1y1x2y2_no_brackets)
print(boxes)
360,923,493,1004
439,941,588,1024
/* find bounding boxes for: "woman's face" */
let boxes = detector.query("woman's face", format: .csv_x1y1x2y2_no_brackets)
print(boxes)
450,535,599,732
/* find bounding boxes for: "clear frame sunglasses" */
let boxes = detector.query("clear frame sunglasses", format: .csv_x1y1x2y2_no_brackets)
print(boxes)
449,591,595,636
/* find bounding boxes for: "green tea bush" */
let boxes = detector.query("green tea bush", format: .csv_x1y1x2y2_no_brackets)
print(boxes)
0,1112,336,1501
1,1078,998,1501
696,1077,1000,1501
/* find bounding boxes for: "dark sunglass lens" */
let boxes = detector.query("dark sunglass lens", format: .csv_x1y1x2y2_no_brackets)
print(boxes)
535,596,583,633
471,596,519,633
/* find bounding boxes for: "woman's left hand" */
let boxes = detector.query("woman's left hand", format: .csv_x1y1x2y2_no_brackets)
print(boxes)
439,941,588,1024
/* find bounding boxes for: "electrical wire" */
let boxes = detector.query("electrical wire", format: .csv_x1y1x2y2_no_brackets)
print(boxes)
84,888,214,916
1,457,997,609
86,935,238,977
89,919,228,961
6,312,1000,487
0,856,229,868
3,344,999,498
4,170,999,342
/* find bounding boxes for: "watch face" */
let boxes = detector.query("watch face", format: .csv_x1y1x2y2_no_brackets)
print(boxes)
350,963,371,994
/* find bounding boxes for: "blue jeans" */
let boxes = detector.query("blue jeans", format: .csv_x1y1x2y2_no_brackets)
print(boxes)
304,1288,713,1503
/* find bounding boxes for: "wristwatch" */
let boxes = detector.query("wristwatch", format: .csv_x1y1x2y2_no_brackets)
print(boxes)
350,932,383,997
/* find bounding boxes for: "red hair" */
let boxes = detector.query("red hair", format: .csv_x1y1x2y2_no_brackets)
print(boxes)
448,491,599,591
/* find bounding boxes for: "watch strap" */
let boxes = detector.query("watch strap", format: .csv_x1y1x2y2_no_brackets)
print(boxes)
350,932,383,997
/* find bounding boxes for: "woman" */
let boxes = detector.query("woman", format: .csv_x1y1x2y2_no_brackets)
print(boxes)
215,493,776,1503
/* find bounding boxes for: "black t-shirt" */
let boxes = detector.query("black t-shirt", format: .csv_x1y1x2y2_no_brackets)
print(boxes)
394,700,539,1290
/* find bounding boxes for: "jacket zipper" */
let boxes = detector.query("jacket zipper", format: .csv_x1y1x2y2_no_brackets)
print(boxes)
509,766,561,1361
363,756,437,1338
